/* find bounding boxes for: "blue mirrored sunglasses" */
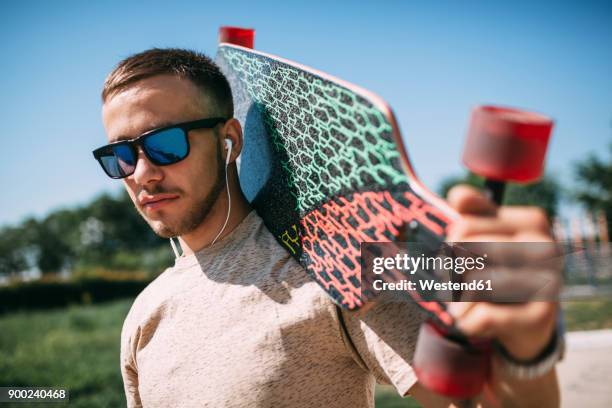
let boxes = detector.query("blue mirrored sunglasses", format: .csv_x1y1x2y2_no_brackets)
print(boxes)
93,117,227,179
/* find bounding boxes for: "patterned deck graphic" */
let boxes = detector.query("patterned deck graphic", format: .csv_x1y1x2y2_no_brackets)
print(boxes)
217,45,452,310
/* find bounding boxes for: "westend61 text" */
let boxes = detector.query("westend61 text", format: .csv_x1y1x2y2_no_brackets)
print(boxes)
372,279,493,292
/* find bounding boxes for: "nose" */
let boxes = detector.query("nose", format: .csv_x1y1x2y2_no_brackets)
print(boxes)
131,147,163,186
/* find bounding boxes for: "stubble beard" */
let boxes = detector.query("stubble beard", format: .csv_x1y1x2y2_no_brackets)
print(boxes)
139,142,226,238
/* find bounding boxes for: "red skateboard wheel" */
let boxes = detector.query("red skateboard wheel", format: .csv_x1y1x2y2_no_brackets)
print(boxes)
413,322,492,399
219,26,255,49
462,105,553,183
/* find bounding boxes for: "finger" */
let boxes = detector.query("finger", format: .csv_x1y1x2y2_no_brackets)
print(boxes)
447,223,516,242
460,264,562,302
451,240,559,265
447,184,497,216
450,302,555,339
452,302,522,338
448,208,551,240
456,302,558,360
446,301,477,320
498,207,551,235
513,230,554,243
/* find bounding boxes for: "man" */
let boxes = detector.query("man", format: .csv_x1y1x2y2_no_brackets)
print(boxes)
94,48,562,407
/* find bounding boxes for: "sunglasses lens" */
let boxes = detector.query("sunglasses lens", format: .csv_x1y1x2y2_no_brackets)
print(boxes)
99,144,136,178
144,128,188,165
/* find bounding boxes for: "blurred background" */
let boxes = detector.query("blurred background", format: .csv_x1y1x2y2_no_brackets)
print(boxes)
1,1,611,406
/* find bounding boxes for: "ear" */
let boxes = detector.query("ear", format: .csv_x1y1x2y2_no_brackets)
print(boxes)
221,118,243,164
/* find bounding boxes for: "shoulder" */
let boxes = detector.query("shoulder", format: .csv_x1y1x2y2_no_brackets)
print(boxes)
241,212,293,259
226,212,314,288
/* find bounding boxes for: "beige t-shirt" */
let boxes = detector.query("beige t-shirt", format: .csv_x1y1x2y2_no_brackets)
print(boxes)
121,211,426,407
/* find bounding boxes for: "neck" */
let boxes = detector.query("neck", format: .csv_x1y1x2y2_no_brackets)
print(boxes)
177,165,252,255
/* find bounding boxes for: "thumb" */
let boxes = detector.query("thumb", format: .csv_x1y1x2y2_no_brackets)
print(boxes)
447,184,497,216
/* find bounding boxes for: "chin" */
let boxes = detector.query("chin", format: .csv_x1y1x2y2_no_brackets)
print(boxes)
148,219,179,238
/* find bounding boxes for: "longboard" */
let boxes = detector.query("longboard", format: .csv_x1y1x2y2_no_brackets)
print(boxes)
216,41,459,325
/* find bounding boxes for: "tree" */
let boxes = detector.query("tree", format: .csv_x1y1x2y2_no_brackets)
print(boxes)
573,141,612,233
20,212,76,275
0,190,173,279
439,172,562,218
87,191,165,251
0,226,28,277
65,191,171,271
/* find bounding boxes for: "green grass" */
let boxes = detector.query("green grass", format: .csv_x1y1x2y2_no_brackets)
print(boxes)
0,299,132,408
375,385,421,407
563,298,612,331
0,298,610,407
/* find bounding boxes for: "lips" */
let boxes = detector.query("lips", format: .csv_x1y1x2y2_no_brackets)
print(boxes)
138,193,179,211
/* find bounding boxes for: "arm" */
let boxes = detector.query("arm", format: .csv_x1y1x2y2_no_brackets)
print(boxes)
121,320,143,408
485,362,560,407
408,185,561,407
121,360,143,408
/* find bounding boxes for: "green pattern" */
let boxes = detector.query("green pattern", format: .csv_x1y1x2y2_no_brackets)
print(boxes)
219,46,410,214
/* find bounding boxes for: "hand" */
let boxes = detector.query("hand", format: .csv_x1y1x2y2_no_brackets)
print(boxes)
445,185,559,361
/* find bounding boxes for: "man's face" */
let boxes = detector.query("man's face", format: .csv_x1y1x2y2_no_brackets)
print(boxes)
102,74,225,238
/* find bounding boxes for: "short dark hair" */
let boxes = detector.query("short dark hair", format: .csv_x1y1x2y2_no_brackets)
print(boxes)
102,48,233,117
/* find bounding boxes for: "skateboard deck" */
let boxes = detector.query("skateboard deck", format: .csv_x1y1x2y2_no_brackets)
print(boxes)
216,42,458,322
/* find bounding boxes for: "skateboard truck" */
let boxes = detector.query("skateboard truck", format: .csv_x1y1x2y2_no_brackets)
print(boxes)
413,105,554,400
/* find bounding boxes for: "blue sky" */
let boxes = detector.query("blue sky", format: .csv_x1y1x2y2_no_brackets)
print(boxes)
1,0,610,226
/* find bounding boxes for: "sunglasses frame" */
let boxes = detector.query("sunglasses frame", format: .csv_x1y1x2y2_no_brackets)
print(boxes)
93,117,227,179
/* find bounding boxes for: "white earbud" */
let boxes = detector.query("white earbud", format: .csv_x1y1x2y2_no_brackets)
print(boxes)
209,138,233,247
225,139,233,165
169,237,181,258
